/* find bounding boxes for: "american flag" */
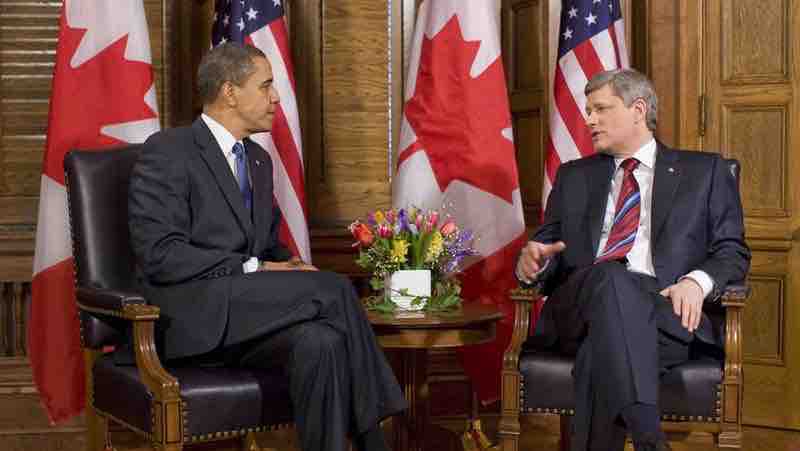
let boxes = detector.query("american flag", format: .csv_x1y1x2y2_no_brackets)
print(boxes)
212,0,311,263
544,0,628,206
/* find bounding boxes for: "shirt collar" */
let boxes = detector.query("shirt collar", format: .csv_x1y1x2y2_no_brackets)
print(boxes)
614,138,657,170
201,113,241,157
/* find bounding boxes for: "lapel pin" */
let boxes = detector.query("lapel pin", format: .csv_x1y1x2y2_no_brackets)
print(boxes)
255,160,262,166
667,167,675,173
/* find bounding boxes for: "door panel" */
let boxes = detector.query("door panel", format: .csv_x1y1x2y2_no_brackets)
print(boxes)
703,0,800,429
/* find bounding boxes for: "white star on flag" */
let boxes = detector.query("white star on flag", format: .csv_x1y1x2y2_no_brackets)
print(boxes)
568,7,578,18
585,13,598,25
563,28,573,40
246,7,259,20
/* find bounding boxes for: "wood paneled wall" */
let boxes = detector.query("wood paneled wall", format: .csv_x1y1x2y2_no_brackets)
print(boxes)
640,0,800,431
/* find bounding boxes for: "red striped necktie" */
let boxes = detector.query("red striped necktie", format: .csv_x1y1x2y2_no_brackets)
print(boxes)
596,158,641,263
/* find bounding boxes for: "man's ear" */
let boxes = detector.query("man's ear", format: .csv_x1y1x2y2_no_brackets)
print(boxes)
632,97,648,123
221,81,237,107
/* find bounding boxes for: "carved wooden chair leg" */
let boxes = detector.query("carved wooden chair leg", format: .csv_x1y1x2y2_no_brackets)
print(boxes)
85,350,113,451
85,407,112,451
242,431,262,451
559,416,571,451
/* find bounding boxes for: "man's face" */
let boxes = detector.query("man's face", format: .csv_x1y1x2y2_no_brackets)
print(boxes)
231,56,280,134
584,84,645,156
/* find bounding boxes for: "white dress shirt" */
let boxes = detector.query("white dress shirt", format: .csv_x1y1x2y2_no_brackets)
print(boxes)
201,114,260,274
596,139,713,296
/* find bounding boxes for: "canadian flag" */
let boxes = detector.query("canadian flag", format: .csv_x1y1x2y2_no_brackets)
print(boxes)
29,0,159,423
393,0,526,403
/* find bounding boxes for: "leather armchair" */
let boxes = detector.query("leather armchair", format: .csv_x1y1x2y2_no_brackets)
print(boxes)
65,146,292,451
498,159,749,450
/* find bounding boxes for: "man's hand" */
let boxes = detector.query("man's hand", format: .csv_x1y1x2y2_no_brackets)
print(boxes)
516,240,566,283
659,278,704,332
259,257,318,272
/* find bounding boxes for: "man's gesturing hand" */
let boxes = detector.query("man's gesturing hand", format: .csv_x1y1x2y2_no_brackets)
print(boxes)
659,278,704,332
516,241,566,284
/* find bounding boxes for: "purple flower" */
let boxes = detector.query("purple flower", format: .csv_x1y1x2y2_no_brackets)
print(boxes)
397,208,411,232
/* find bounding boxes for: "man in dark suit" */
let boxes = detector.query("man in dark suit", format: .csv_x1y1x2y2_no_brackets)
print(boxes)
515,69,750,451
128,42,405,451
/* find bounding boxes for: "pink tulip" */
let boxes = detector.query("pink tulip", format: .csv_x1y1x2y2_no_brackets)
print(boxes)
440,221,457,236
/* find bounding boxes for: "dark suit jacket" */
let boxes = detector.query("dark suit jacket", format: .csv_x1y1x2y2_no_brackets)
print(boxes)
128,118,293,360
530,143,750,348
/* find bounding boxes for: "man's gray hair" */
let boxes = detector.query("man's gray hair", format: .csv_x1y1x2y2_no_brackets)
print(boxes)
197,42,267,106
585,68,658,131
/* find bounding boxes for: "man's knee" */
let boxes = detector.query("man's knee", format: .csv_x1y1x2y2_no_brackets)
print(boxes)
293,323,345,360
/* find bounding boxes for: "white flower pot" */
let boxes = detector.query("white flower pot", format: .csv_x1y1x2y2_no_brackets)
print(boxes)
387,270,431,311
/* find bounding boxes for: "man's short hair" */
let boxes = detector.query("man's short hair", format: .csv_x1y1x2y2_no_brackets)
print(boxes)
585,68,658,131
197,42,267,106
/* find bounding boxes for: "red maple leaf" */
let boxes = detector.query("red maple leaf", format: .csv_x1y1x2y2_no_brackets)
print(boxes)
402,16,519,204
43,15,157,185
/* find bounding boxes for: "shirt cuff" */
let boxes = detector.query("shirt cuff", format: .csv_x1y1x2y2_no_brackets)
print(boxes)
243,257,259,274
680,270,714,298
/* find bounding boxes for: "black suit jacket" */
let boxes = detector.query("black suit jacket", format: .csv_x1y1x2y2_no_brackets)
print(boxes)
530,143,750,347
128,118,292,359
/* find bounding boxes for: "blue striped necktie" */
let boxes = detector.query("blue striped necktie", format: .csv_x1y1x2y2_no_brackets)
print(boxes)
596,158,640,262
231,142,252,211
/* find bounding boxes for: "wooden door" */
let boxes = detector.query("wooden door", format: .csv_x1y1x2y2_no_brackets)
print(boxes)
701,0,800,430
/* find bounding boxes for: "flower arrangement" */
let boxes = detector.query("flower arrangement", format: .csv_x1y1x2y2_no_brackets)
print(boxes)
349,206,476,312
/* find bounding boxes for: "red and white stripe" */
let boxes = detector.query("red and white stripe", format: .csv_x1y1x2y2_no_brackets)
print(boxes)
247,20,311,263
543,12,628,206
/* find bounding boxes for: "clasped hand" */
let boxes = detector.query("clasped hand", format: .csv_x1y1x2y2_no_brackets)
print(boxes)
515,240,566,284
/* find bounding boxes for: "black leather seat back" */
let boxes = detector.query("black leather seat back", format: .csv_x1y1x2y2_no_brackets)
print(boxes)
65,146,141,348
64,146,140,291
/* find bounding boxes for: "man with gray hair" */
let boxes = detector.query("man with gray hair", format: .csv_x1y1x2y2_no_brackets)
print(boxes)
515,69,749,451
129,42,405,451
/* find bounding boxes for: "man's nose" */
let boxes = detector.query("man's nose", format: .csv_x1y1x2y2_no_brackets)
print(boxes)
585,111,596,128
270,86,280,104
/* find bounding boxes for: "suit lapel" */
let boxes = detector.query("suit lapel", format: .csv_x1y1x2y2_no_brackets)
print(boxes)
651,144,682,245
587,155,615,256
246,138,272,253
192,119,253,237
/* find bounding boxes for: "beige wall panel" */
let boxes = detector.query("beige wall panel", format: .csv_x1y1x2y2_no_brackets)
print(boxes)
314,181,392,222
722,0,789,83
314,0,389,227
721,104,788,217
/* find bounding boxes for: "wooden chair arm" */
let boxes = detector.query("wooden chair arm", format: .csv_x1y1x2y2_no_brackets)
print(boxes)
130,310,182,445
499,287,542,447
720,284,749,306
719,283,749,440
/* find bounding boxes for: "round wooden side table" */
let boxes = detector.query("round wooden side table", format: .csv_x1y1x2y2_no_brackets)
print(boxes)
367,303,503,451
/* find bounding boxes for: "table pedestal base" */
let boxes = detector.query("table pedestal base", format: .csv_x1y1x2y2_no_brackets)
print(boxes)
392,349,428,451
